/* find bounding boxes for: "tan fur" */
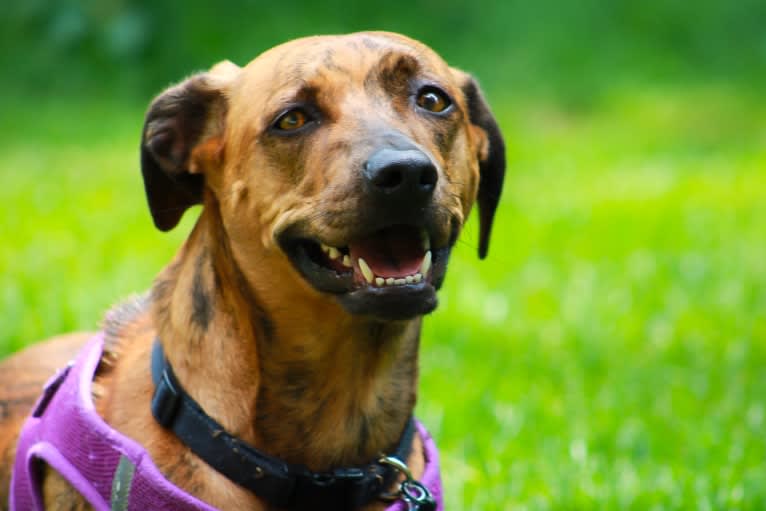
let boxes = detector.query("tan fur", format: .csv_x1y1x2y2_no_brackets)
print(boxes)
0,32,502,510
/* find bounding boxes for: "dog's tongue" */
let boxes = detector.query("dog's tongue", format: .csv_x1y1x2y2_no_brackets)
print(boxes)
349,226,425,278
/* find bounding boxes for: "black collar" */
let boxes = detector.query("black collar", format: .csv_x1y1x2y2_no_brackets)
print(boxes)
150,339,415,510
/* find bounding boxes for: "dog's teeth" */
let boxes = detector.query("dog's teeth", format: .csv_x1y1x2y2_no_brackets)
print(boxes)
421,251,432,275
320,243,331,253
374,274,421,286
342,255,352,267
358,258,374,283
328,247,341,260
421,231,431,251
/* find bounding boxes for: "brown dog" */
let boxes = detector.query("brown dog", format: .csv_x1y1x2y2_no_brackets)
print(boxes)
0,32,504,510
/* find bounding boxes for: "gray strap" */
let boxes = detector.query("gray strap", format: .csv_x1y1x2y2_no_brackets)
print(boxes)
110,455,136,511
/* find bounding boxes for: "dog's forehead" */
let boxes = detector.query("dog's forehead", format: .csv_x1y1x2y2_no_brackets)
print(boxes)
236,32,453,92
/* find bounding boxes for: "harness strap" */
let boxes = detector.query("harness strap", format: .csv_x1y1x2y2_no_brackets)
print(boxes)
9,334,219,511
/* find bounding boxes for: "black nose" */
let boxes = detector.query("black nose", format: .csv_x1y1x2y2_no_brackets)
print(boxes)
363,148,438,202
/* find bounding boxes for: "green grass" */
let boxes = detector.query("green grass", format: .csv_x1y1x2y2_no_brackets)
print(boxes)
2,83,765,510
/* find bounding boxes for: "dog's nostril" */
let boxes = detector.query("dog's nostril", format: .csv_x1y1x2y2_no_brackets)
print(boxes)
419,166,438,189
372,167,405,190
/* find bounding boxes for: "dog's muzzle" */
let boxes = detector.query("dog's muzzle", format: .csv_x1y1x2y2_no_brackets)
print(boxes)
279,146,458,321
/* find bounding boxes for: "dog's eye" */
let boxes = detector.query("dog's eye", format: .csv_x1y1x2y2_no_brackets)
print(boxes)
416,87,452,113
274,109,309,131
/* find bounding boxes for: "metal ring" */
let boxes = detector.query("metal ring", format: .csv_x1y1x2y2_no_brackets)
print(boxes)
401,480,430,502
377,455,413,481
377,455,412,501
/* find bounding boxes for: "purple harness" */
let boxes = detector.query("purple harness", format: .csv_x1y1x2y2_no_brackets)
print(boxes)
10,333,444,510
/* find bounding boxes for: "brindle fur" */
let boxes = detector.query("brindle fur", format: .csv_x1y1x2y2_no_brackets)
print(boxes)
0,32,504,510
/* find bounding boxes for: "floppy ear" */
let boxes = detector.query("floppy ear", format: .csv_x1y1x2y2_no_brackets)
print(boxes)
140,62,238,231
459,75,506,259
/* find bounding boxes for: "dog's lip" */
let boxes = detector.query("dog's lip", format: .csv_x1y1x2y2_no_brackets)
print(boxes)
278,224,449,296
282,239,355,294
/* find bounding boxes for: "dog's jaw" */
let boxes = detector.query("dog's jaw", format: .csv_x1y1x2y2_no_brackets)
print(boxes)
277,222,458,320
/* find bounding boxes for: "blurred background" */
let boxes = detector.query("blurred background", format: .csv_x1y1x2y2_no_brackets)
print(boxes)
1,1,765,509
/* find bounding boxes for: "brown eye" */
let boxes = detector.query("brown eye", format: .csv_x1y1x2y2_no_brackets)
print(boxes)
275,109,308,131
416,87,451,113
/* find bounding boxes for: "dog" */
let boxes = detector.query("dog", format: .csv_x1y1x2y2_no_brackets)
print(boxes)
0,31,504,510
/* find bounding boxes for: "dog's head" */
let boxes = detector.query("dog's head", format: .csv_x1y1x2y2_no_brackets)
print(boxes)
140,32,504,321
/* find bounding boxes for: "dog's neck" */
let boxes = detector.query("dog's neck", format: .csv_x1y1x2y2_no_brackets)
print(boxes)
152,210,421,471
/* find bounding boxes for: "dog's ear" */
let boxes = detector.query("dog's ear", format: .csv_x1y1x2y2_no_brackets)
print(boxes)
140,61,239,231
457,72,506,259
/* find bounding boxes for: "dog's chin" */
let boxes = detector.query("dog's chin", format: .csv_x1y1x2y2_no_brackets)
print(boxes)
337,284,438,320
278,225,453,321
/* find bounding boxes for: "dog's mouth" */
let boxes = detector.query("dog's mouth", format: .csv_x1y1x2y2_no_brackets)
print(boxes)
280,224,452,320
